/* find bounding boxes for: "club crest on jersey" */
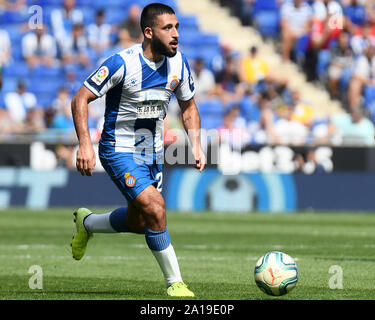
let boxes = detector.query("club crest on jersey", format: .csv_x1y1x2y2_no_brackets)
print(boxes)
125,172,136,187
92,66,109,86
169,75,179,90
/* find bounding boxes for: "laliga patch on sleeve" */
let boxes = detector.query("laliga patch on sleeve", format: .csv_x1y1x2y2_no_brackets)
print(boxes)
91,66,109,86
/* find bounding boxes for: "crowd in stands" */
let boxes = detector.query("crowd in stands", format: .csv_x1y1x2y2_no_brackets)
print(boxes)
0,0,374,150
218,0,375,146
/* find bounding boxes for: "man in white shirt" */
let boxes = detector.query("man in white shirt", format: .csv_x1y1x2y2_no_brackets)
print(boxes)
191,58,215,98
4,81,38,123
51,0,83,49
281,0,313,61
22,24,57,67
87,9,112,57
348,44,375,110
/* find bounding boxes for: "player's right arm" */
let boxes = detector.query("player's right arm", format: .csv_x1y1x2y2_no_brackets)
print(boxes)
71,86,98,176
72,53,126,176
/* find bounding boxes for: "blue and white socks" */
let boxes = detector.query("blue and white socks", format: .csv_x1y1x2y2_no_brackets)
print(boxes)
145,228,182,287
83,208,182,287
84,207,128,233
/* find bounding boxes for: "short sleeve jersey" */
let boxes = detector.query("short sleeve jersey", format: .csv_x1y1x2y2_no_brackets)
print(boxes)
84,43,195,154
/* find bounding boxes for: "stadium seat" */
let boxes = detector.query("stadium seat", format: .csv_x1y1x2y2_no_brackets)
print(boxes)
253,11,280,37
1,77,19,93
198,33,220,52
198,99,224,117
364,86,375,108
2,24,23,42
253,0,279,13
36,92,56,108
294,34,310,63
201,115,223,129
338,68,352,92
316,49,331,79
2,62,30,78
178,15,199,30
1,11,28,24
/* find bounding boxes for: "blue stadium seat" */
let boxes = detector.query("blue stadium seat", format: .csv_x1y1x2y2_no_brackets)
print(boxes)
103,7,127,24
28,78,63,95
2,62,30,78
198,33,220,52
39,0,63,5
198,99,224,116
1,77,19,93
36,93,56,108
364,86,375,108
253,0,279,13
29,65,61,78
178,30,199,47
2,24,24,42
178,15,199,30
1,11,28,24
201,115,223,129
294,34,310,62
316,49,331,79
338,68,352,92
254,10,280,37
239,96,260,122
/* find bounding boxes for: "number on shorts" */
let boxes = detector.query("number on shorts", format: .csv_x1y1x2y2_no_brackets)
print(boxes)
155,172,163,192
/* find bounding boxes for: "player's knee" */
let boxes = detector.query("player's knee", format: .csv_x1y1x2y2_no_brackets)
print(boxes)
144,201,166,230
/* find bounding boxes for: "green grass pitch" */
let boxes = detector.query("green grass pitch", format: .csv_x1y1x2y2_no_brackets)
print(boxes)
1,208,375,300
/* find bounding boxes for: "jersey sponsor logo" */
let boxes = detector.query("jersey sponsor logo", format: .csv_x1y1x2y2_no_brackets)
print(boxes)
136,102,163,119
92,66,109,86
125,172,136,187
169,75,179,90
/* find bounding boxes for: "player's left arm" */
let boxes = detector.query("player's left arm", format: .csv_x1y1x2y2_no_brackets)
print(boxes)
178,98,206,172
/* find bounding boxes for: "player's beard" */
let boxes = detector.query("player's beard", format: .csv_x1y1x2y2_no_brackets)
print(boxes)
151,34,177,58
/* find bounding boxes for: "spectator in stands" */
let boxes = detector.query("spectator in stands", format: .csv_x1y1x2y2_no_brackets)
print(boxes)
272,104,310,145
218,105,250,150
348,43,375,110
289,90,315,129
0,28,11,67
191,57,215,98
329,108,375,145
61,24,91,69
240,46,269,85
64,66,81,96
306,0,343,81
87,9,112,58
4,81,38,124
51,0,84,48
23,107,45,133
212,57,244,104
21,24,57,68
344,0,367,32
350,21,375,56
327,31,354,99
50,87,74,129
118,4,143,48
0,0,26,12
280,0,313,62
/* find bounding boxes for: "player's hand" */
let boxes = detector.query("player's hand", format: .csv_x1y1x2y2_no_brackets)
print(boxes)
192,147,206,172
76,144,96,176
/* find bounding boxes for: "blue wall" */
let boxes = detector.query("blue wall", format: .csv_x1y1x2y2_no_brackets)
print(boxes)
0,167,374,211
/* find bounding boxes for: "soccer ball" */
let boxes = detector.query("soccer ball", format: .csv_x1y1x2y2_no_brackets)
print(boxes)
254,251,298,296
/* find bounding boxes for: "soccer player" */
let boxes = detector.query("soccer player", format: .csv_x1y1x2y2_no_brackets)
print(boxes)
70,3,206,297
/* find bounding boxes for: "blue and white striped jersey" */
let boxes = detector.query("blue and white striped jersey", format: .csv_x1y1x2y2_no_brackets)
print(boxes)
84,43,195,154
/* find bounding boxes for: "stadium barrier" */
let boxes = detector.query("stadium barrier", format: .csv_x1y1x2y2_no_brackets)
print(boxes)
1,167,375,211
